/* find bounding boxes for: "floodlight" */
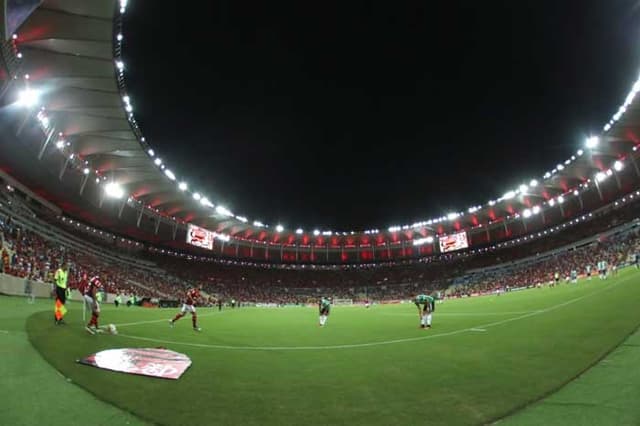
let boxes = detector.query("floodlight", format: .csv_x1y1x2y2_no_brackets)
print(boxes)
178,182,188,191
502,190,516,200
557,196,565,204
313,229,320,236
154,158,162,166
522,209,532,218
164,169,176,181
104,182,124,199
529,179,538,187
193,192,201,201
585,136,599,149
595,171,607,182
17,88,39,107
55,140,65,149
83,168,90,175
148,149,155,156
275,224,284,233
115,60,125,71
614,160,623,171
532,205,541,214
519,184,528,193
295,228,303,235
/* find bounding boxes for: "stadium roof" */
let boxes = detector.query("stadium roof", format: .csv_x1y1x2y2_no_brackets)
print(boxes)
1,0,640,256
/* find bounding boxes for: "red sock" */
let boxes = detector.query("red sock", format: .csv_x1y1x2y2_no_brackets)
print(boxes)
173,313,184,322
192,314,197,328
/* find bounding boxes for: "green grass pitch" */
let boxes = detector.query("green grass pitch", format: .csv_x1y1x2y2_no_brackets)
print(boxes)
22,269,640,425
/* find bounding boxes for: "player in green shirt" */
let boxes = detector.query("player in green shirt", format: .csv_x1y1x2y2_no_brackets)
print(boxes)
414,294,435,329
318,297,331,327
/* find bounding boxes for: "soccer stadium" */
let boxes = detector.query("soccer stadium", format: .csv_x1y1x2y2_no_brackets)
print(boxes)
2,1,640,425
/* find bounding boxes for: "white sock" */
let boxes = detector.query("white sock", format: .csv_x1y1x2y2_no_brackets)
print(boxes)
323,315,328,325
421,314,426,325
426,314,432,326
319,316,323,325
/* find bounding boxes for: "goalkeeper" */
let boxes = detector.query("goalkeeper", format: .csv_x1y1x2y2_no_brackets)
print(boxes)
414,294,435,329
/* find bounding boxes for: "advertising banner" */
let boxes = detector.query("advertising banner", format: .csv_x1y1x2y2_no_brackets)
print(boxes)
78,348,192,380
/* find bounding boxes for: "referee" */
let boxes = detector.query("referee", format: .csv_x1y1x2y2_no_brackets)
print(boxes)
53,261,69,325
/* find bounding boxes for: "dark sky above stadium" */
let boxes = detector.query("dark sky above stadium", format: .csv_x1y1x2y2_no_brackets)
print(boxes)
122,0,640,231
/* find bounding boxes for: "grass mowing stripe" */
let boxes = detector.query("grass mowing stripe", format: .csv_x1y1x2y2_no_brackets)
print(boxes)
114,276,628,351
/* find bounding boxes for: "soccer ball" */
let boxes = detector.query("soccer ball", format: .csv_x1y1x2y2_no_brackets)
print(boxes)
107,324,118,335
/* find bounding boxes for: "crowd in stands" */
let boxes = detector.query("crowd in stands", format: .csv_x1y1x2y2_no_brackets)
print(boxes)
2,184,640,306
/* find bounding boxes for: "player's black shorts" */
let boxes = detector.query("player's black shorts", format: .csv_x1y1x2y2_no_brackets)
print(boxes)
320,307,330,315
422,302,435,313
55,286,66,303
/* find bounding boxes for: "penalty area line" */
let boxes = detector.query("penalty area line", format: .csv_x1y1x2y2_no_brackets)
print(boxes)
115,276,631,351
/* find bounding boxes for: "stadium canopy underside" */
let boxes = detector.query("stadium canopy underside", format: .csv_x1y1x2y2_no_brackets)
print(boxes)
1,0,640,264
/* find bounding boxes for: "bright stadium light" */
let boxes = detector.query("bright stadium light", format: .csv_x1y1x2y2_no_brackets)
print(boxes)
502,190,516,200
178,182,188,191
200,197,213,207
519,184,528,193
55,140,65,149
388,226,401,232
447,212,459,221
313,229,320,236
529,179,538,187
115,60,125,71
585,136,599,149
164,169,176,181
148,149,155,156
192,192,201,201
595,171,607,182
532,205,541,215
117,33,123,41
549,198,555,207
16,88,39,107
557,164,564,171
557,195,565,204
295,228,303,235
104,182,124,199
253,221,265,227
83,168,90,175
275,224,284,233
216,205,233,217
236,216,248,223
614,160,624,171
522,209,532,218
154,158,162,166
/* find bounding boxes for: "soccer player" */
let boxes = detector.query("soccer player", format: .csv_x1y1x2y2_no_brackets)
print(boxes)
170,287,202,331
84,276,102,335
585,264,592,280
414,294,435,329
318,297,331,326
570,269,577,284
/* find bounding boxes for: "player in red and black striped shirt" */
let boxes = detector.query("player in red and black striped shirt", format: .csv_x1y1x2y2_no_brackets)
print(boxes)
84,276,102,334
169,288,202,331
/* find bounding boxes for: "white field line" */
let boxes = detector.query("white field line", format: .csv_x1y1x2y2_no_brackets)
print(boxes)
115,277,632,351
383,311,539,317
0,330,9,334
114,311,223,328
470,328,487,332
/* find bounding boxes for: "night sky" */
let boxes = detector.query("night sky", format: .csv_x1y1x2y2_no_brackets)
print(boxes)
122,1,640,231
